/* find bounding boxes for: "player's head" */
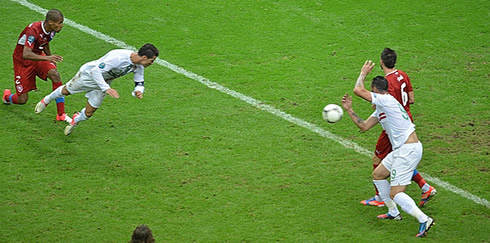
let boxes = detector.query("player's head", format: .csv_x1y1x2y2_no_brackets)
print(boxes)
380,48,397,69
138,44,159,68
130,224,155,243
371,76,388,93
45,9,64,33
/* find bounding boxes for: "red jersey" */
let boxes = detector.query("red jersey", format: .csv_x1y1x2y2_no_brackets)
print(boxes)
385,69,413,120
13,21,56,65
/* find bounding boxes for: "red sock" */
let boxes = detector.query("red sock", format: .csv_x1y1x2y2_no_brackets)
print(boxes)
373,163,380,195
52,82,65,115
412,172,427,188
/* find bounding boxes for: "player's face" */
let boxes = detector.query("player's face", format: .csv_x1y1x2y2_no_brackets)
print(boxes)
141,56,157,68
49,18,64,33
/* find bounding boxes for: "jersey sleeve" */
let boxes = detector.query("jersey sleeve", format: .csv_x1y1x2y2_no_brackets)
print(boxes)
404,74,413,92
90,55,122,91
22,27,37,49
89,65,111,91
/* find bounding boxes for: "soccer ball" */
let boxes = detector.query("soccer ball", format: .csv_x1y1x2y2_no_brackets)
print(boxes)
322,104,343,123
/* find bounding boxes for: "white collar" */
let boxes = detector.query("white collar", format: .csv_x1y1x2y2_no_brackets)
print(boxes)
41,21,49,35
385,69,398,77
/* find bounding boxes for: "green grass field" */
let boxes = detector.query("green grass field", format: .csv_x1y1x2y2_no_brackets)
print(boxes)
1,0,489,242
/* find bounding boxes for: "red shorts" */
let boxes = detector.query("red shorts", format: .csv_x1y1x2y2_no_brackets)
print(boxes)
13,55,57,95
375,130,392,159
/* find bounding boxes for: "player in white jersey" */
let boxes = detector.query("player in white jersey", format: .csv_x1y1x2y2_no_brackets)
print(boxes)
35,43,159,135
341,60,434,238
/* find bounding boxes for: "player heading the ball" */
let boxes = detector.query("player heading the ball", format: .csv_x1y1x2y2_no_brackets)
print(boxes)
35,43,159,135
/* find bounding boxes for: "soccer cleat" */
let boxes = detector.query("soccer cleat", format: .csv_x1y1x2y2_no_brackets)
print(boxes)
377,213,402,220
416,217,435,237
56,113,73,123
35,98,48,113
64,113,79,136
361,197,385,207
3,89,11,104
420,186,437,207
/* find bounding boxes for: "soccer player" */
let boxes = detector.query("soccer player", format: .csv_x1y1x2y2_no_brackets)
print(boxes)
361,48,436,208
342,60,434,237
34,43,159,135
2,9,68,121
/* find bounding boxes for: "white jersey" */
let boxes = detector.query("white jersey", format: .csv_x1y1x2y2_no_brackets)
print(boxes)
370,92,415,150
79,49,144,91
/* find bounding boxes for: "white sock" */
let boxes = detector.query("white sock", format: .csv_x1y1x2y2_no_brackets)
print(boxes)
44,85,64,104
74,108,89,124
393,192,428,223
375,195,382,202
421,183,430,193
373,180,400,216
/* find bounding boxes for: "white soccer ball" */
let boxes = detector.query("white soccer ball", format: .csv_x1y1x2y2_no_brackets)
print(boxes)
322,104,343,123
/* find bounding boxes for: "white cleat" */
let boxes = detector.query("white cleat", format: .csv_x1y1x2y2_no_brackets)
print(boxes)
64,113,79,136
35,98,48,113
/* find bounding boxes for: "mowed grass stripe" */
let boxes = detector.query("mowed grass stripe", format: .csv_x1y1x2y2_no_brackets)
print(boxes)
11,0,490,209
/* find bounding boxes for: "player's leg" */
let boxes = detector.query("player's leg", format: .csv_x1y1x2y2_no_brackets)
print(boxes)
39,61,66,120
4,62,36,105
361,131,390,207
64,89,105,135
373,159,401,219
390,142,434,237
36,85,70,113
412,169,437,206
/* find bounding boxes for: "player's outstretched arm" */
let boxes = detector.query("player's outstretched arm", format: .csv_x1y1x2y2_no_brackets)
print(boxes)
342,93,378,132
353,60,374,102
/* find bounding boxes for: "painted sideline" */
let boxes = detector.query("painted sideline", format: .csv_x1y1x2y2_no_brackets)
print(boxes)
11,0,489,208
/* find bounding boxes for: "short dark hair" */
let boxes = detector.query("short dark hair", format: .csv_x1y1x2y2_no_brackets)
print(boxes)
130,225,155,243
371,76,388,92
381,48,397,69
45,9,63,22
138,44,159,59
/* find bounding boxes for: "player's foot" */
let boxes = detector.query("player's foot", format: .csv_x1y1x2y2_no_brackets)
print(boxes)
415,217,435,237
35,98,48,113
64,113,79,136
377,213,402,220
2,89,11,105
361,197,385,207
56,113,73,123
420,186,437,207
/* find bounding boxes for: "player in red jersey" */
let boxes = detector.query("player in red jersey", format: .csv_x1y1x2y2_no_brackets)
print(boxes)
2,9,68,121
360,48,436,207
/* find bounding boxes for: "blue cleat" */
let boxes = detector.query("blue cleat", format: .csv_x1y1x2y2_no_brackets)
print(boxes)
416,217,435,237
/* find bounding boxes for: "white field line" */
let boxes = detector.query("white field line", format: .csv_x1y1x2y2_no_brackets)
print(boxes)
12,0,489,209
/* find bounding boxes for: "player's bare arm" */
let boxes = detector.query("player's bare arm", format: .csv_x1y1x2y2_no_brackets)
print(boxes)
342,93,378,132
408,91,414,104
353,60,375,102
22,45,63,63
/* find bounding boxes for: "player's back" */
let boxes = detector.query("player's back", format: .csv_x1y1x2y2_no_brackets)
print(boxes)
385,69,413,118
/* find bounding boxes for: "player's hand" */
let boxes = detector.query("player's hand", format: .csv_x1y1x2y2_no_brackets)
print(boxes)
48,55,63,63
361,60,375,75
134,91,143,99
342,93,352,111
106,88,120,98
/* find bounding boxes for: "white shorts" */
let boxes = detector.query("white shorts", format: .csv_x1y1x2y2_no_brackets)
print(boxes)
65,70,108,108
381,142,423,186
